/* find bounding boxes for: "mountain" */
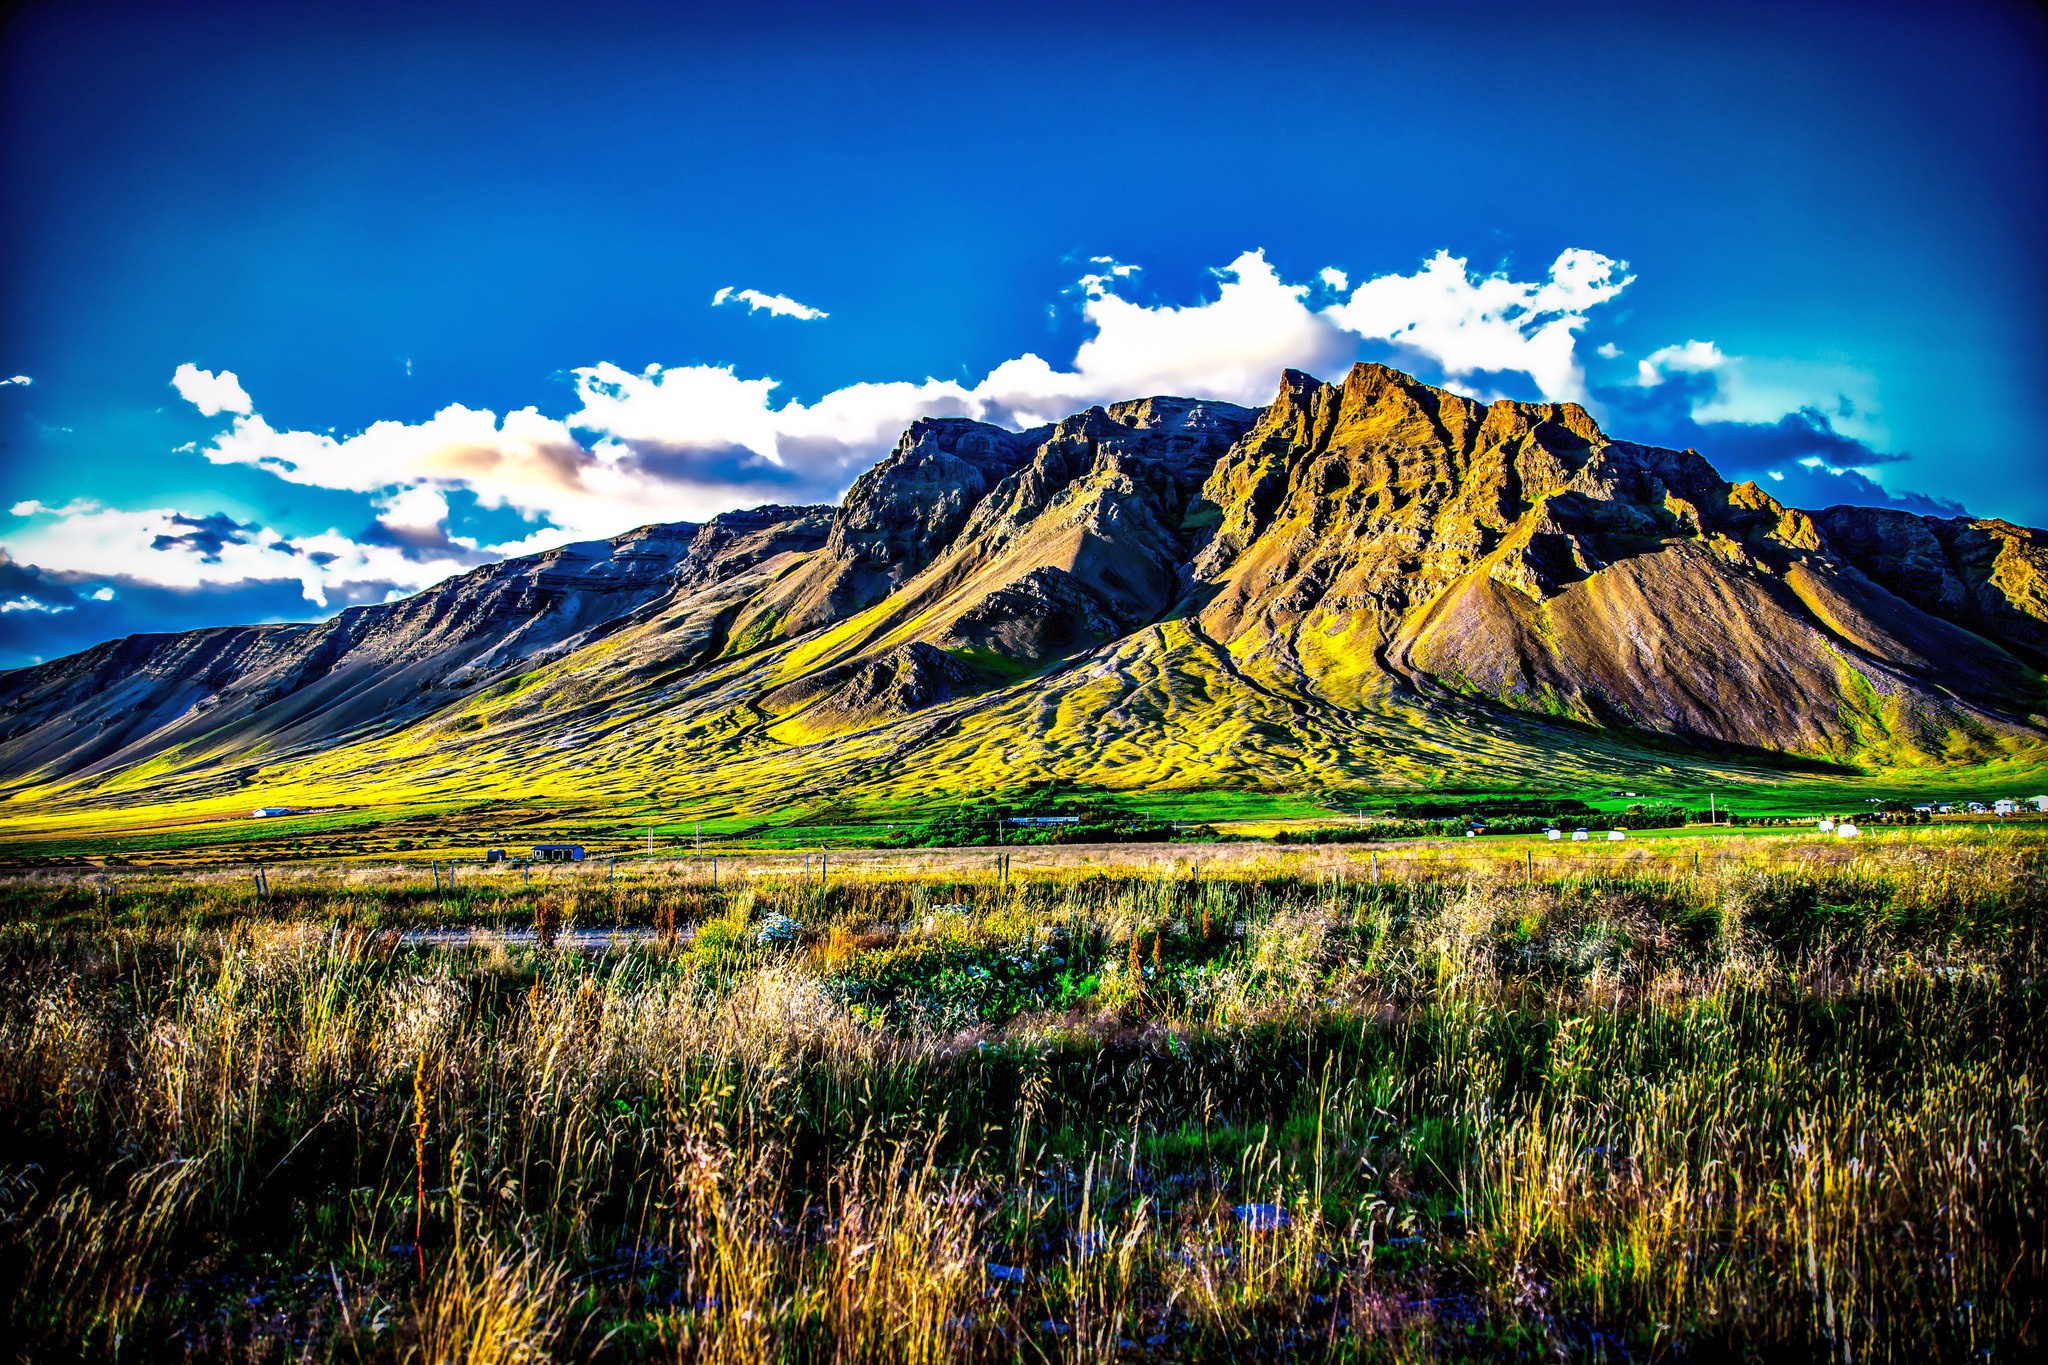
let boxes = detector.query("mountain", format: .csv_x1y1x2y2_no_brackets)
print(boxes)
3,364,2044,818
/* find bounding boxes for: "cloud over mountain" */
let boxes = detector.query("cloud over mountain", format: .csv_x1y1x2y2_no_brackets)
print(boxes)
0,247,1966,666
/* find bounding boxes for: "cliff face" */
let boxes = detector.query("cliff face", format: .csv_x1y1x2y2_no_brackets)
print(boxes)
743,418,1045,641
2,365,2042,809
1811,508,2048,669
1178,365,2045,759
749,396,1252,737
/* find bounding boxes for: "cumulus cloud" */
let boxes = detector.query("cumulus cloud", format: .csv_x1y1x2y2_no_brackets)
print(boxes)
30,242,1960,667
110,247,1645,593
1088,256,1141,279
1637,339,1727,385
2,375,30,387
170,363,253,416
1634,338,1885,447
1324,248,1634,402
711,286,829,320
0,548,365,667
5,500,474,608
170,248,1397,556
1599,359,1948,515
185,250,1635,510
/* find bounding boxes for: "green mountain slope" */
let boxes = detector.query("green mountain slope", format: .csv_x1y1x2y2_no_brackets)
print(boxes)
2,364,2043,828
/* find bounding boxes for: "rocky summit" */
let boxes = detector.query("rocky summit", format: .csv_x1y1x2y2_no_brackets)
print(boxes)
2,364,2044,814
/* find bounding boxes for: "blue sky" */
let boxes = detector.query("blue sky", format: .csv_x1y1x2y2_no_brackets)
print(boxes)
2,0,2044,667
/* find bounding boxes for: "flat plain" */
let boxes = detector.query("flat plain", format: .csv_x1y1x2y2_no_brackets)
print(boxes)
2,824,2042,1360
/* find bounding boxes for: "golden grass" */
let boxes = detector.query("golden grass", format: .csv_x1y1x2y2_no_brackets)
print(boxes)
0,829,2042,1359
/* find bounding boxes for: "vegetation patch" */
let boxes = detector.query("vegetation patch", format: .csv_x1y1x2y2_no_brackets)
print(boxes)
0,830,2042,1359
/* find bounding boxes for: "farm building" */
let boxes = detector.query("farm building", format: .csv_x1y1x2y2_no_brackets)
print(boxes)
2031,796,2048,813
1994,799,2019,816
1007,816,1082,826
531,844,586,862
249,807,296,819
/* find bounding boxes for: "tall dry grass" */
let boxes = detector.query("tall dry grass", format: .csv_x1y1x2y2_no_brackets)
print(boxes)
0,829,2041,1359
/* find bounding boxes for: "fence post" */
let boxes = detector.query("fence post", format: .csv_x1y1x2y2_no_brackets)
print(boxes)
608,856,614,884
712,856,718,889
1371,851,1380,886
522,860,530,887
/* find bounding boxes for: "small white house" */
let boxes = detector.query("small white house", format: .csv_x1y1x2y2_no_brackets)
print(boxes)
1938,803,1954,814
1607,829,1627,841
1994,799,2019,816
1968,802,1988,814
250,807,295,819
1818,817,1836,832
1545,828,1562,841
1836,822,1861,838
1572,829,1590,842
2031,796,2048,813
1912,804,1935,814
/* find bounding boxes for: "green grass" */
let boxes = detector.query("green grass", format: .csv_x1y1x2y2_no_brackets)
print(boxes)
1,828,2043,1360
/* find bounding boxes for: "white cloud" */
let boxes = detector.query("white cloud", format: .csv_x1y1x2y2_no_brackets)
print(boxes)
90,586,115,601
1595,342,1621,359
711,286,829,320
1324,248,1634,402
1088,256,1141,279
976,249,1357,426
1637,339,1885,445
196,388,806,548
2,375,30,387
171,363,253,416
165,246,1645,559
9,245,1651,632
5,499,472,607
375,485,459,545
1637,339,1727,386
1,595,68,613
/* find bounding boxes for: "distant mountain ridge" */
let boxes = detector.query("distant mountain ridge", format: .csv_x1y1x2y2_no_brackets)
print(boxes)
4,364,2043,814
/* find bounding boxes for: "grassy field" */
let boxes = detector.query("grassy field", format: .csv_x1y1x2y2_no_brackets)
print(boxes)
1,827,2043,1361
5,758,2048,869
